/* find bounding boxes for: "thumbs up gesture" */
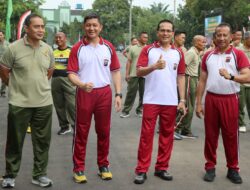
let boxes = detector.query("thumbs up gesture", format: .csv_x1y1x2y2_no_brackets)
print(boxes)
153,54,166,70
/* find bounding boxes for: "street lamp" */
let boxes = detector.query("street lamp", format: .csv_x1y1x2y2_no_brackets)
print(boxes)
173,0,176,22
129,0,132,44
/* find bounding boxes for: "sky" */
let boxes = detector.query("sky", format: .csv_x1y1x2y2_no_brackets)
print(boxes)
41,0,185,12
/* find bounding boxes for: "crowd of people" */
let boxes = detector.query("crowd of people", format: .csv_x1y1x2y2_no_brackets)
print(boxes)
0,12,250,188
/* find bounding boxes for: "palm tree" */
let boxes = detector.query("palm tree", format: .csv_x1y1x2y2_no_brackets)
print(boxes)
150,2,170,14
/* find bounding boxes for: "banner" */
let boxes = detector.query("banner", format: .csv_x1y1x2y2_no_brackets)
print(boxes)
17,10,32,39
204,15,222,45
5,0,13,41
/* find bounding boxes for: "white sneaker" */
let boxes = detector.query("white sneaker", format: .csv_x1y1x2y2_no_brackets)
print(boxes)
2,178,15,188
239,126,247,133
135,112,142,118
120,112,130,118
32,176,53,187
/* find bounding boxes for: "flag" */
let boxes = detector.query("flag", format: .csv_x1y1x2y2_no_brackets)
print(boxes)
17,10,31,39
5,0,13,41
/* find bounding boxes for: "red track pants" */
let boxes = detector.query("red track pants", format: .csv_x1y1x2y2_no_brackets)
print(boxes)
135,104,177,173
73,86,112,172
204,92,239,171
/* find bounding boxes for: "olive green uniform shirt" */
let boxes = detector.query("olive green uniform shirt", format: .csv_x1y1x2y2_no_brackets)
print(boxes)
0,37,54,107
185,46,201,77
238,45,250,87
0,40,9,58
127,44,144,77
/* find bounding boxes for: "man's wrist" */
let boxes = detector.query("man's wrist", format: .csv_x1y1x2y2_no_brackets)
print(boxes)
229,74,235,81
115,93,122,98
180,99,186,103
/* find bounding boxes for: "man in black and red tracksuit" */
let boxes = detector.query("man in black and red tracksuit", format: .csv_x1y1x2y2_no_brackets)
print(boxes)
196,23,250,184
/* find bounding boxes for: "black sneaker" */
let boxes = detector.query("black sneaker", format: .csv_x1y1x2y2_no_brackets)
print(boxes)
203,168,216,182
57,127,71,135
134,173,147,184
154,170,173,181
227,169,242,184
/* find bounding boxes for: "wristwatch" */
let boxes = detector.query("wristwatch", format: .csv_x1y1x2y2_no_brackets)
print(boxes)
229,74,235,81
115,93,122,98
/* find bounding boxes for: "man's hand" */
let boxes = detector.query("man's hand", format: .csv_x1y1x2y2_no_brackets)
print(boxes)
153,54,166,70
114,96,122,112
219,68,230,80
79,82,94,92
196,104,204,119
177,101,186,115
125,75,130,82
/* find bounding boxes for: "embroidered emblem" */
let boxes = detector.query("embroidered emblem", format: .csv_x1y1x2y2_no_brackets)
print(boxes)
225,56,231,63
173,63,177,70
104,59,109,66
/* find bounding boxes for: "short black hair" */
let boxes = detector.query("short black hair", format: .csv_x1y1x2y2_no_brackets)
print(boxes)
0,30,4,34
131,37,137,42
24,13,43,27
232,30,242,34
139,31,148,36
215,23,232,34
174,30,186,38
83,12,101,24
157,19,174,31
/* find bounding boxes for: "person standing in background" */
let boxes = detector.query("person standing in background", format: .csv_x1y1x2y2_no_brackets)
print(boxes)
231,30,243,48
238,31,250,133
0,30,9,97
52,32,76,135
120,32,148,118
173,30,187,53
123,37,138,58
175,35,206,139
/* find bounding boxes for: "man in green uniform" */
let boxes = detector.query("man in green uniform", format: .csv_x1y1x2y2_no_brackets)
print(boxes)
232,30,243,48
0,30,9,97
238,31,250,133
175,35,206,138
122,37,138,58
120,32,148,118
52,32,75,135
174,30,187,53
0,14,54,188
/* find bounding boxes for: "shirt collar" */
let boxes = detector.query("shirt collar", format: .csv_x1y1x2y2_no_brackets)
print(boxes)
23,35,42,47
213,45,233,54
154,41,175,49
82,36,104,45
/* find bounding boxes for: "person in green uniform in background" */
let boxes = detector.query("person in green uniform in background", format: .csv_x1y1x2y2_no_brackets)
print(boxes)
0,30,9,97
175,35,206,139
120,32,149,118
52,32,76,135
238,31,250,133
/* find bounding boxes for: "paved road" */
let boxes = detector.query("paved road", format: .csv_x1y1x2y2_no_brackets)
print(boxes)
0,52,250,190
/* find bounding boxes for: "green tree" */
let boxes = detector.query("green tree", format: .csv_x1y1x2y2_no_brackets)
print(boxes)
0,0,44,40
133,4,174,42
92,0,129,45
176,0,250,46
60,18,82,45
150,2,170,14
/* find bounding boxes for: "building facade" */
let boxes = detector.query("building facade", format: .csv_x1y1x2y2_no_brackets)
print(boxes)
40,1,83,45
